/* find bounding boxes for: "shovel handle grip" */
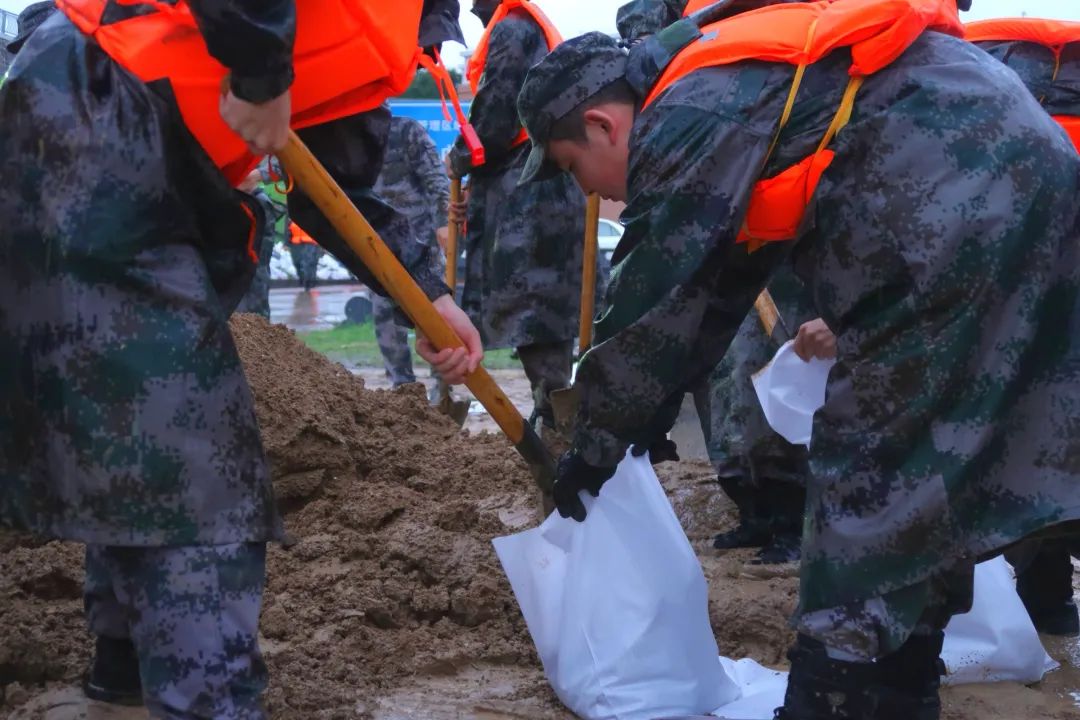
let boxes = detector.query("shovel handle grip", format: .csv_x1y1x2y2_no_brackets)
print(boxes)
579,193,601,355
278,131,527,444
446,178,461,292
754,289,791,345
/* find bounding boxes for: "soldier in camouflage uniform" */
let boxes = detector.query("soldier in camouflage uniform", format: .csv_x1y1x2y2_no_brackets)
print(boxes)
448,0,587,428
969,29,1080,638
235,162,289,319
516,2,1080,715
0,2,472,717
372,114,451,387
616,0,817,565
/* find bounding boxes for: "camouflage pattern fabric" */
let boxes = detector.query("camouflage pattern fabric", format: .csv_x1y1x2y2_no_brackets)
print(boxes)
695,265,815,484
370,115,449,383
372,294,417,387
235,187,288,318
0,12,451,546
972,37,1080,118
616,0,687,43
85,543,268,718
373,115,450,266
448,9,587,350
518,30,1080,658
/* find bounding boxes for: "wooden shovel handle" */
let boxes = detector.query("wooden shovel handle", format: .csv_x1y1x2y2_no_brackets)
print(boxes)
278,131,527,444
446,178,461,292
754,289,791,345
579,193,601,355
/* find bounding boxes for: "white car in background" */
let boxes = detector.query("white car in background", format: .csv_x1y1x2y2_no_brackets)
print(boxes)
598,218,624,264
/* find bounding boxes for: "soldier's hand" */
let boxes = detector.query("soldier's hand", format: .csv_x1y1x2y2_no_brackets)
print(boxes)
417,295,483,385
553,451,616,522
448,195,469,227
793,318,837,361
436,226,450,253
220,89,291,156
630,437,679,465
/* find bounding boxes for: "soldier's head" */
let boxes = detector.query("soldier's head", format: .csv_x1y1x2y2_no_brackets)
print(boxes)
471,0,502,26
517,33,636,201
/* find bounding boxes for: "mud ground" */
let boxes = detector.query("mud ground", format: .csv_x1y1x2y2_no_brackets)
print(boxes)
2,316,1078,720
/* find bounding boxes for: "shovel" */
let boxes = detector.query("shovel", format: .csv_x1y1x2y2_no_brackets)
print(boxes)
753,288,792,345
279,131,556,494
430,176,471,427
549,192,601,433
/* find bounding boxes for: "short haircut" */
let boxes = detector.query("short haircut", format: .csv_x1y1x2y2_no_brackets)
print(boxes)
548,77,638,143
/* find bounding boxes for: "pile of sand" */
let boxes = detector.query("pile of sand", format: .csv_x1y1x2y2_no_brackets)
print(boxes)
1,315,1078,720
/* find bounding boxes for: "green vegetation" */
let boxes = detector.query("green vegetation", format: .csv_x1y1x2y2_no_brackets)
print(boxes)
298,321,522,370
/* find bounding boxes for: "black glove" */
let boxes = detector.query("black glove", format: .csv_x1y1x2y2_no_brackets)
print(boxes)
630,437,680,465
553,451,617,522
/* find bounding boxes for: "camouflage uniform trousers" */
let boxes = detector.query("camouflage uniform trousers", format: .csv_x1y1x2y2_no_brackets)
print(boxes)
371,293,416,387
518,340,574,426
288,242,322,292
693,267,814,537
84,542,268,719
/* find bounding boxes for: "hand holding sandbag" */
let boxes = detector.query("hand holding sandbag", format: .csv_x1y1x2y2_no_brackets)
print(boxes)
630,437,680,465
553,452,616,522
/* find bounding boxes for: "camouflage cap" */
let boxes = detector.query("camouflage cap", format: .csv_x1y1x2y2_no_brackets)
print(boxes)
6,1,55,54
517,32,628,185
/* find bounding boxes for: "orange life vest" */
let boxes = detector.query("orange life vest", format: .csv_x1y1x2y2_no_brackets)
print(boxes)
289,221,318,246
465,0,563,151
646,0,963,250
965,18,1080,151
57,0,425,186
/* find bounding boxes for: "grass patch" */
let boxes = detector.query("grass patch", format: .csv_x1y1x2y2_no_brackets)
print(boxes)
298,321,522,370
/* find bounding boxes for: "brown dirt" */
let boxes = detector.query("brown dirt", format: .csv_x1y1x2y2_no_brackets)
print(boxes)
2,315,1078,719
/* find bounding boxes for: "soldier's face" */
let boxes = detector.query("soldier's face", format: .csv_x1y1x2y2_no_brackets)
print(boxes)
548,105,632,202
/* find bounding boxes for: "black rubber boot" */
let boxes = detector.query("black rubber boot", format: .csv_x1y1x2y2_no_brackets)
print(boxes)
1014,540,1079,636
714,475,772,549
83,636,143,706
872,631,945,720
751,532,801,565
774,635,879,720
749,477,804,564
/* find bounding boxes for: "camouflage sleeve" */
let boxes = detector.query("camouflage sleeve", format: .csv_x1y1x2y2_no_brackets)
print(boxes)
616,0,687,43
449,16,544,177
187,0,296,103
573,100,793,468
409,119,452,227
419,0,465,48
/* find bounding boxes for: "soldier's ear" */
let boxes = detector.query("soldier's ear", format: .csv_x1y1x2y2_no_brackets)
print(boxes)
582,108,618,147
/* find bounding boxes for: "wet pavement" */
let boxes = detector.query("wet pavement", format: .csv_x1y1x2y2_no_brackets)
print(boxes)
269,283,369,332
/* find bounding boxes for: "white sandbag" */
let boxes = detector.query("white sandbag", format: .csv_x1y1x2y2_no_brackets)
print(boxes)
751,340,835,446
493,453,741,720
711,658,788,719
942,556,1058,685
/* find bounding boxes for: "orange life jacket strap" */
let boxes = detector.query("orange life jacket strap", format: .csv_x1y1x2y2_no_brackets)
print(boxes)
417,51,487,166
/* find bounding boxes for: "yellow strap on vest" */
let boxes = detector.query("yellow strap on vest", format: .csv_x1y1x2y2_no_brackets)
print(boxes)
764,18,821,161
816,75,865,154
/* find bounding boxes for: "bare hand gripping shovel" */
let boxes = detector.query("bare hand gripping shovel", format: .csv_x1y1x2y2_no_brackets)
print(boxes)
278,131,557,495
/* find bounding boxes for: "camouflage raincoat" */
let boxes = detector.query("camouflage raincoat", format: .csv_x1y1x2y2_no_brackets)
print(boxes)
556,29,1080,657
448,8,586,350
